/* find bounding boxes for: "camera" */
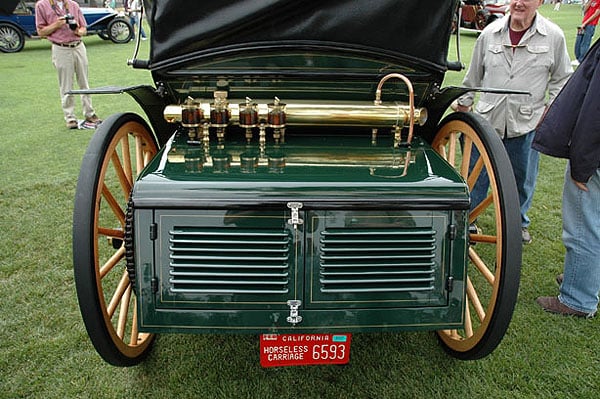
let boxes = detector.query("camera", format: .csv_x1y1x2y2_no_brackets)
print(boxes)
63,14,78,30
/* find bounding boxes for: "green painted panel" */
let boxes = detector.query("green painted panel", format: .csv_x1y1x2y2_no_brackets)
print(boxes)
305,210,451,308
153,210,303,310
134,133,469,208
137,307,465,334
133,129,470,332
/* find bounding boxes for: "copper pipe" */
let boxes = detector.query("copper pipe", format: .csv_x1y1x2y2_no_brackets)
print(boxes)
374,73,415,145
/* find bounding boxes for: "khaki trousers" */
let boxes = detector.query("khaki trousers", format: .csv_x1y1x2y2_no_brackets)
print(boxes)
51,43,95,122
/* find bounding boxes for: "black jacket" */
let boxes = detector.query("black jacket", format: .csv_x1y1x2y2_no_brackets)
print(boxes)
533,39,600,183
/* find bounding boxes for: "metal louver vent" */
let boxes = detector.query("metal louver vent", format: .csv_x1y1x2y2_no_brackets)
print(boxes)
319,228,437,293
168,228,291,294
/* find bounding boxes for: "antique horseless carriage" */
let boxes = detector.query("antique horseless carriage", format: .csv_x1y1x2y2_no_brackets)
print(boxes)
73,0,522,366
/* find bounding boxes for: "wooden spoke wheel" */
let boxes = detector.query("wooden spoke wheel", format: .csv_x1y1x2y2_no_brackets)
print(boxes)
73,113,158,366
432,112,521,360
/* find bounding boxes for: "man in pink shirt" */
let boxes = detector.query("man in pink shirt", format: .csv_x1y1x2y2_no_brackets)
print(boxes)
35,0,101,129
575,0,600,63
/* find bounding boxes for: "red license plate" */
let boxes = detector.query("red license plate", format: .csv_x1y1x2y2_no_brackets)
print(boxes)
260,333,351,367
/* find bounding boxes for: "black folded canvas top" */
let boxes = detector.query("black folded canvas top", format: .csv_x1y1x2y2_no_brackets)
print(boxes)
143,0,458,70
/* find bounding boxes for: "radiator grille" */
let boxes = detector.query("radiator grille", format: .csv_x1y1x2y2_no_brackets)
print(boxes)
168,228,291,294
319,228,437,293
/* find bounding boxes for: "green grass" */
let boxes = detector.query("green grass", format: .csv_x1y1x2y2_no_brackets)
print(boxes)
1,4,599,398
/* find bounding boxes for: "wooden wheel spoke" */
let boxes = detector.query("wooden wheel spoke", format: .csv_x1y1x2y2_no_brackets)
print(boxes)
469,193,493,222
98,227,124,240
464,299,473,338
460,135,473,179
136,135,147,176
469,232,497,244
447,131,458,165
442,329,462,340
143,150,153,170
106,269,130,318
436,143,448,160
111,150,133,197
466,276,486,322
121,135,133,189
469,247,495,285
99,246,125,279
466,156,484,191
117,285,133,339
130,297,140,344
101,183,126,227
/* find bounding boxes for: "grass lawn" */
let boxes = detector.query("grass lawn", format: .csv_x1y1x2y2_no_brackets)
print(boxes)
0,4,599,398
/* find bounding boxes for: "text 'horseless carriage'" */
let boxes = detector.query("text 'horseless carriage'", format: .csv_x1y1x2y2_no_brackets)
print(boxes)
73,0,522,367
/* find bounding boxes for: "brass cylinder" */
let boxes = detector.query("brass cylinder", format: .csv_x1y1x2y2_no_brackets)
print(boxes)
164,100,427,128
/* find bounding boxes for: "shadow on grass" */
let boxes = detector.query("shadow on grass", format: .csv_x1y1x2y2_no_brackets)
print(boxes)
130,332,464,398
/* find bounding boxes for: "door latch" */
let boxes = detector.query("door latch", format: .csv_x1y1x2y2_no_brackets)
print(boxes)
286,299,303,325
287,202,304,229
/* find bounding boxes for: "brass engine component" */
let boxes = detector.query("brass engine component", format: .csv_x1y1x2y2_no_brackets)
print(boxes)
164,100,427,128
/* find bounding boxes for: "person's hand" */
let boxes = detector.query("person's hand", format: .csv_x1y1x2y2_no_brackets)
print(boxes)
450,100,471,113
573,178,588,192
55,17,67,30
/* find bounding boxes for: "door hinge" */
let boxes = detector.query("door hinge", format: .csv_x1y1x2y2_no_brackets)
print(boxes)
448,224,456,240
446,276,454,292
150,223,157,240
286,299,303,325
287,202,304,229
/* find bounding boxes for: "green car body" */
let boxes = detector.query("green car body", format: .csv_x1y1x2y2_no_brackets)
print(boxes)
71,0,522,365
133,133,470,333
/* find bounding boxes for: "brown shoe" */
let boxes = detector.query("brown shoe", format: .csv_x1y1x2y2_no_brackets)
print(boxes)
85,114,102,124
536,296,593,318
556,274,564,285
66,120,78,129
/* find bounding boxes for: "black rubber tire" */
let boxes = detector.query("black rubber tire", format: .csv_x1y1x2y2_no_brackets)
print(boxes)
0,23,25,53
432,112,521,360
107,18,133,44
73,113,158,366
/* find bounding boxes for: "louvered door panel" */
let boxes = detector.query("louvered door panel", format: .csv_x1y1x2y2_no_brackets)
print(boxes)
306,210,450,308
155,210,301,309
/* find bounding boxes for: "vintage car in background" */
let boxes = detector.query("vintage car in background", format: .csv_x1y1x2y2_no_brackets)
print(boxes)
72,0,522,367
458,0,509,31
0,0,133,53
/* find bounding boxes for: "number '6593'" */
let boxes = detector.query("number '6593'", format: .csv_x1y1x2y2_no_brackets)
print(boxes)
312,344,346,360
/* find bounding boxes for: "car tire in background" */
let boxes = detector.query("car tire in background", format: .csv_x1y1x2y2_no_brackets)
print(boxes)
106,18,133,44
0,23,25,53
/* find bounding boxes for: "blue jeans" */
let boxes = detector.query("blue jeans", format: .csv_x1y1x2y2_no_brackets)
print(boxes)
469,131,539,228
130,15,147,39
575,25,596,62
559,163,600,315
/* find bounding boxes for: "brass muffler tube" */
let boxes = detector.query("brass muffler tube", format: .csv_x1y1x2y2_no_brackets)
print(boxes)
164,101,427,128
